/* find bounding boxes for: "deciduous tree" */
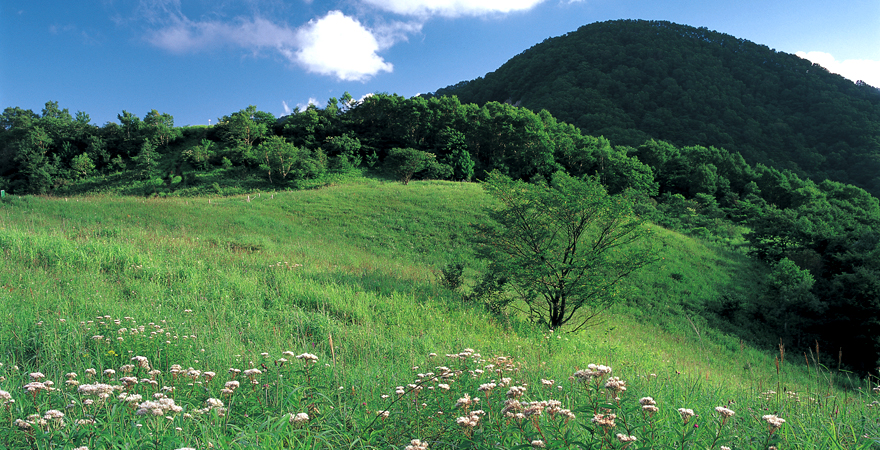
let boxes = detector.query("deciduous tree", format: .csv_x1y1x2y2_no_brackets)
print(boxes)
383,148,435,185
251,135,310,183
473,171,660,331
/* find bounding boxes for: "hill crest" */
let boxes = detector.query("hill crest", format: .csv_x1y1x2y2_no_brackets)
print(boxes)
434,19,880,195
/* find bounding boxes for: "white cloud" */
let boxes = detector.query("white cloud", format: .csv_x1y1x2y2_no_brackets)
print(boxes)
294,11,393,81
147,15,298,54
49,23,102,45
282,101,292,115
144,7,404,82
796,51,880,88
372,20,423,50
360,0,547,17
297,98,319,110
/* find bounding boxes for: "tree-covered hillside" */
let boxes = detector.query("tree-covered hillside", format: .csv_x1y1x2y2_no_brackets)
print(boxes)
434,19,880,196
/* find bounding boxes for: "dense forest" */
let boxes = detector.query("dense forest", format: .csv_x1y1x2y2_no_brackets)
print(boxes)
2,20,880,373
434,19,880,197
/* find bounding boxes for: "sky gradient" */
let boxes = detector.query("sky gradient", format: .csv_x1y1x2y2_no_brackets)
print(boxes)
3,0,879,127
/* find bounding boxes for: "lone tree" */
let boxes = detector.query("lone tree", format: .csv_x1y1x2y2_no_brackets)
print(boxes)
383,147,434,185
474,171,660,331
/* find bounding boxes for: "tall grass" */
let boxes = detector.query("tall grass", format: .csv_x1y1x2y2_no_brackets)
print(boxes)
0,179,878,449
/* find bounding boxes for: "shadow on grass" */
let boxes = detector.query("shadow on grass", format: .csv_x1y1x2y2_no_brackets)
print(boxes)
288,267,531,338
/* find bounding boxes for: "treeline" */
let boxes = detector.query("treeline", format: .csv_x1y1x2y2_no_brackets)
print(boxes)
434,19,880,197
632,139,880,372
2,94,880,371
0,95,655,197
0,102,331,194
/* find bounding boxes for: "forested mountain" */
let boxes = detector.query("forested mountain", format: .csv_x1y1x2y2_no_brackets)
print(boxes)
434,19,880,196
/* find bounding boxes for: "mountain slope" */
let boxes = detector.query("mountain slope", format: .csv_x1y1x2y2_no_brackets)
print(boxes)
434,19,880,195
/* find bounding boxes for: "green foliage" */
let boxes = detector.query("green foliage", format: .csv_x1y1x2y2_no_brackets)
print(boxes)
757,257,823,342
474,171,660,330
142,109,181,147
134,139,160,180
436,19,880,197
69,152,95,179
116,110,143,157
183,138,216,170
216,106,273,163
348,93,657,184
444,145,474,181
251,135,325,184
437,127,474,181
110,154,126,172
439,262,465,290
324,133,362,172
13,126,55,194
383,147,436,185
216,105,271,148
281,105,335,149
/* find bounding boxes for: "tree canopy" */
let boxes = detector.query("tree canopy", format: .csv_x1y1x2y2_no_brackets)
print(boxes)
473,171,659,331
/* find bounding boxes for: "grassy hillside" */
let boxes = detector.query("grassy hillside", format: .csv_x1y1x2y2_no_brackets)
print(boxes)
0,179,877,449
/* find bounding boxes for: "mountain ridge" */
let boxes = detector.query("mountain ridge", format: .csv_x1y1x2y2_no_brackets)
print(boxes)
433,19,880,195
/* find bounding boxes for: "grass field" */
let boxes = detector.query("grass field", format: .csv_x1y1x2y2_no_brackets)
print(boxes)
0,177,878,449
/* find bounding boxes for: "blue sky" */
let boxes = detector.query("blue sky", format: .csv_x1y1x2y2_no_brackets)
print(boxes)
2,0,879,127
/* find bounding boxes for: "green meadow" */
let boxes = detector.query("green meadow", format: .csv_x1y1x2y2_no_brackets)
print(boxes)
0,177,878,449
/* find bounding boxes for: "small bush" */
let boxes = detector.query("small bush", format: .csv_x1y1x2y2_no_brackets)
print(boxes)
440,262,465,290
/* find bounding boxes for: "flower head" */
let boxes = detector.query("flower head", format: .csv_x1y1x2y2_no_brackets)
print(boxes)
506,385,527,399
454,393,478,409
605,377,627,394
762,414,785,431
405,439,429,450
715,406,735,419
677,408,695,423
616,434,638,443
296,353,319,363
456,413,481,428
478,382,497,393
591,413,617,429
43,409,65,421
289,412,309,425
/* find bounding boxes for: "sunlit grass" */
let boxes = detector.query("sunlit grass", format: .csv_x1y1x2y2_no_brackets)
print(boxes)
1,179,878,448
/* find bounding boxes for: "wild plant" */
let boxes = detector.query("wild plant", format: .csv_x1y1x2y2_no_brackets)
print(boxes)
6,311,880,449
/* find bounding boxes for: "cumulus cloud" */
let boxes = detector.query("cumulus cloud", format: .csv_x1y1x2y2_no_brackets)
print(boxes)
360,0,547,17
137,0,543,82
142,3,408,82
796,51,880,88
294,11,393,81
